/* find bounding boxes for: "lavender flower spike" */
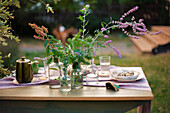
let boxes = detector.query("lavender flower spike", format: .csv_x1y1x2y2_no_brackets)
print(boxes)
34,57,41,60
82,8,86,11
139,19,144,23
101,28,106,31
75,52,80,56
111,46,122,58
86,4,90,7
94,51,96,57
104,35,109,38
105,40,112,45
136,27,146,32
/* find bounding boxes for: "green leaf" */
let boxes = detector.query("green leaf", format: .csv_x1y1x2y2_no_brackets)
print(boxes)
52,49,58,55
48,35,58,42
80,10,85,13
47,57,52,65
44,40,48,47
112,26,115,30
46,45,50,55
77,15,83,21
101,22,104,28
84,20,89,26
50,68,58,71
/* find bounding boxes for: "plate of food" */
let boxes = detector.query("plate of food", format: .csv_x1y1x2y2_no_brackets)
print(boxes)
110,69,143,82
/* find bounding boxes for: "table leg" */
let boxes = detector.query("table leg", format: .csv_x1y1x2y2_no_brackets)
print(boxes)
137,101,151,113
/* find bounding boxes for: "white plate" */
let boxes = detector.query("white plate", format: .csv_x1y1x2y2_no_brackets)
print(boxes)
110,69,143,82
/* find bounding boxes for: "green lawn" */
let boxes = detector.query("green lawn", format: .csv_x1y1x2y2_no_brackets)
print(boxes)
22,50,170,113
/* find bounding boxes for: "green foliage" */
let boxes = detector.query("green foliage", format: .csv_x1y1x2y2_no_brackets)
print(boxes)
0,39,19,67
0,0,20,78
0,0,20,45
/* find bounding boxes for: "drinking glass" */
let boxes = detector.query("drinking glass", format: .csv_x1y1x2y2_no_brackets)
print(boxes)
99,56,111,72
43,60,49,78
48,62,60,89
86,58,99,85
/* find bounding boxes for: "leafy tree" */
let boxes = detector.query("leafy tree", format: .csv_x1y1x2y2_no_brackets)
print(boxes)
0,0,20,78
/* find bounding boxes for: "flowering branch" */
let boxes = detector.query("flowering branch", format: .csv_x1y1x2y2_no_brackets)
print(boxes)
91,6,161,44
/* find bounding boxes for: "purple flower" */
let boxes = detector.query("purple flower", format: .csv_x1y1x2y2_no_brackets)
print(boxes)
101,28,106,31
105,40,112,45
131,16,135,21
82,8,86,11
94,51,96,57
123,6,139,18
104,35,109,38
75,52,80,56
136,32,145,35
147,31,162,35
119,23,128,28
154,31,162,35
34,57,47,61
112,21,114,24
139,19,144,23
135,6,139,10
136,27,146,32
41,58,47,61
85,4,90,7
34,57,41,60
120,18,123,21
111,46,122,58
129,35,139,39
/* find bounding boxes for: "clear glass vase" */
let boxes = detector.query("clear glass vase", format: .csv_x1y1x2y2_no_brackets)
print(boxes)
60,67,71,92
71,62,83,89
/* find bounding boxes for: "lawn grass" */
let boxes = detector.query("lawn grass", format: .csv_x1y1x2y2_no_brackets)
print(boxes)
22,50,170,113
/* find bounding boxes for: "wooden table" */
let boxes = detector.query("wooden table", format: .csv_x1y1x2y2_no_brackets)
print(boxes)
0,85,153,113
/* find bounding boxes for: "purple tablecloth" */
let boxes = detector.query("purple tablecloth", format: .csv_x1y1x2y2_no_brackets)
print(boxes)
0,67,151,91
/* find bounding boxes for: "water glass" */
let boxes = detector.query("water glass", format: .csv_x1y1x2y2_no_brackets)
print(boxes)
43,60,49,78
99,56,111,72
48,62,60,89
86,73,98,85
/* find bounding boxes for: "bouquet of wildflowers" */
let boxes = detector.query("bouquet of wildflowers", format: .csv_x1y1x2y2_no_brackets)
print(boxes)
29,4,161,78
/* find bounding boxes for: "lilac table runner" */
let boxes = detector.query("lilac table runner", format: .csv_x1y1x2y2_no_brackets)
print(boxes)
0,68,48,89
0,67,151,91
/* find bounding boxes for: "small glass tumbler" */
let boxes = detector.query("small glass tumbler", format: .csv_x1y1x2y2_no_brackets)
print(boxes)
86,73,98,85
43,60,49,78
86,61,98,85
48,62,60,89
99,56,111,72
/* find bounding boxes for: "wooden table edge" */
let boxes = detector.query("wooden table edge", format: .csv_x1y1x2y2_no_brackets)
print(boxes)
0,96,154,101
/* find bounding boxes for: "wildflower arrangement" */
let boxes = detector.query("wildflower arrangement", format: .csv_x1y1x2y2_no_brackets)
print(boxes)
29,5,161,80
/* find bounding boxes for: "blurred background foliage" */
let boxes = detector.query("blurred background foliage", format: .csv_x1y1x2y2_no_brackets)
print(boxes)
1,0,169,70
12,0,169,36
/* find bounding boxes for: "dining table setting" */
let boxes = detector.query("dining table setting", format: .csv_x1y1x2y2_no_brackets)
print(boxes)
0,56,153,113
